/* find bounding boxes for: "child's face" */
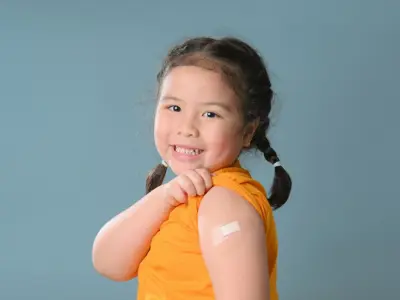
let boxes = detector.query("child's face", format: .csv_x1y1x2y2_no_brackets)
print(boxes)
154,66,255,175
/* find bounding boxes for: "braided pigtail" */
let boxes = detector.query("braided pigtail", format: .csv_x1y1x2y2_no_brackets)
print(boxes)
254,132,292,210
145,160,168,194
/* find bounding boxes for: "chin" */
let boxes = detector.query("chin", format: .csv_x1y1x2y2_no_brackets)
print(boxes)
169,163,201,175
168,160,225,175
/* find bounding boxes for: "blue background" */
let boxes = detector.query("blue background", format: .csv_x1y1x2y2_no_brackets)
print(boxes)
1,0,399,299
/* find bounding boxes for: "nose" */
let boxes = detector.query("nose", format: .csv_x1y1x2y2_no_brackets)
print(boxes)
177,116,200,138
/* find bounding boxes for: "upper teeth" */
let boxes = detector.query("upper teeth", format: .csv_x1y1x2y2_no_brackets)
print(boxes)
175,146,201,155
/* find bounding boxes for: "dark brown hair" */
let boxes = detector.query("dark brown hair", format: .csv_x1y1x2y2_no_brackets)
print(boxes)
146,36,292,210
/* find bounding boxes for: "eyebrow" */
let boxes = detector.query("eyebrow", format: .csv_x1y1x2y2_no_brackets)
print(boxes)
161,95,233,112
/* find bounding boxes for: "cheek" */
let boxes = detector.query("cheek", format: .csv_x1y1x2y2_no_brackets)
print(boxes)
154,112,170,153
205,123,244,152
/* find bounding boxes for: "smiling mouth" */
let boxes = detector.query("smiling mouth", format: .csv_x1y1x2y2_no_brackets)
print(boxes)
173,145,204,155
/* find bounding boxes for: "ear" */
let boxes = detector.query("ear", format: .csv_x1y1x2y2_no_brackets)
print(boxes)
242,118,259,148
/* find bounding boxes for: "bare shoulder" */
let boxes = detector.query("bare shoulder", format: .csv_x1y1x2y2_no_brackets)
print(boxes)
198,186,264,230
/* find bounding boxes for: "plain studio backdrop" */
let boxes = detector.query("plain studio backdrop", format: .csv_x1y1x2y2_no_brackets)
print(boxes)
1,0,399,299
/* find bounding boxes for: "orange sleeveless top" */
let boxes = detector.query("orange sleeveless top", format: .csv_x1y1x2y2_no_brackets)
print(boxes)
137,161,279,300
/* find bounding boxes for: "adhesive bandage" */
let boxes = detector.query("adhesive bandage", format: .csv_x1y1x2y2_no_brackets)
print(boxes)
212,221,241,246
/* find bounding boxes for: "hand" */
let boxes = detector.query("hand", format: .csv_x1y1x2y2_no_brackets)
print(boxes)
163,169,213,208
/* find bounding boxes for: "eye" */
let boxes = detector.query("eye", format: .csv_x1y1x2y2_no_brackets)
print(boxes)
203,111,220,118
167,105,181,112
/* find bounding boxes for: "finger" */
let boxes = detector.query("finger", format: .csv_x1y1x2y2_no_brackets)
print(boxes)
185,170,206,195
178,174,197,197
195,168,213,190
172,184,187,204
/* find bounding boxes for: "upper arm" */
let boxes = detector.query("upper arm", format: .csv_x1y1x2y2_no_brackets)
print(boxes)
198,186,270,300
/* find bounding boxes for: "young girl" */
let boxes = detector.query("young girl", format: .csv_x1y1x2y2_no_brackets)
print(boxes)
92,36,292,300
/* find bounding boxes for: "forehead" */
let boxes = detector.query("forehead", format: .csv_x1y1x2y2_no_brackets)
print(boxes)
159,66,238,105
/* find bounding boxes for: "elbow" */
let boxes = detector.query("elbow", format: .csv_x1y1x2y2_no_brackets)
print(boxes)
92,241,137,282
92,252,137,282
94,266,136,282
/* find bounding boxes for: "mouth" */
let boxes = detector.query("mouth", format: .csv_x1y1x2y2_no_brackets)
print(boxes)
173,145,204,156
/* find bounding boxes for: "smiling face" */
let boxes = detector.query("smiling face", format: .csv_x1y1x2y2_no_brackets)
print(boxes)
154,65,256,175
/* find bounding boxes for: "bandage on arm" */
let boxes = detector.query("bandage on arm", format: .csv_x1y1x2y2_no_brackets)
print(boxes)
198,186,270,300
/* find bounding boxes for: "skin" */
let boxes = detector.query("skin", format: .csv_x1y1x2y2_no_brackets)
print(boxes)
198,187,270,300
154,65,255,174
